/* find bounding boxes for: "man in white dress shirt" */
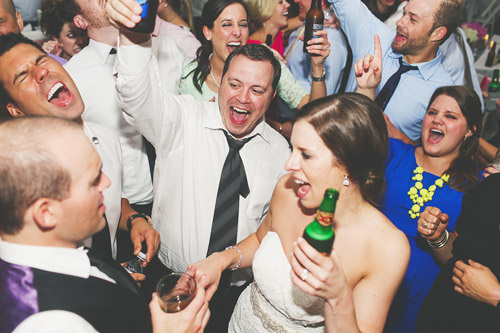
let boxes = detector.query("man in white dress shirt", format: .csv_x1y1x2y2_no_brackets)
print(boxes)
0,33,160,263
106,0,291,330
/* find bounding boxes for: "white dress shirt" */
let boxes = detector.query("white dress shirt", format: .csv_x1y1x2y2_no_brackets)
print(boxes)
83,121,123,259
113,40,290,284
65,36,189,205
0,240,115,332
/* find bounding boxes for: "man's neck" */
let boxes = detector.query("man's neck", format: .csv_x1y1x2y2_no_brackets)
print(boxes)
402,46,438,64
88,26,120,46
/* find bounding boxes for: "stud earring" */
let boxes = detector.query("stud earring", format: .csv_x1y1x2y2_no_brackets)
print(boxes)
343,175,349,187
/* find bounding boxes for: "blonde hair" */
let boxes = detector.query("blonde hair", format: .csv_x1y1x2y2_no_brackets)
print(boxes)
243,0,276,32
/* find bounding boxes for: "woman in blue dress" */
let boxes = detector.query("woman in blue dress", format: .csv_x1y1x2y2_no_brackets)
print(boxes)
354,42,483,332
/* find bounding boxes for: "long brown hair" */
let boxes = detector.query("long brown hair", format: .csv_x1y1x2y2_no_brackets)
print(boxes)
428,86,482,192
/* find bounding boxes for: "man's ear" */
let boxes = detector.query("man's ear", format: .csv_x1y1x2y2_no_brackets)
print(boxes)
15,11,24,32
30,198,58,231
74,14,89,30
430,26,447,44
6,103,25,117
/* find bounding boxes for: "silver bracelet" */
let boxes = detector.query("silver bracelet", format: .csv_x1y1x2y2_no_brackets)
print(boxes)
427,229,449,248
225,246,242,271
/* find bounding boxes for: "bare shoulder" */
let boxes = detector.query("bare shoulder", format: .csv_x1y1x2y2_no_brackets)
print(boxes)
270,173,298,207
363,208,410,268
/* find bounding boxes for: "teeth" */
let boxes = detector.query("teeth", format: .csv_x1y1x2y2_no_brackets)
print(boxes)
294,179,305,185
232,106,249,114
430,129,443,134
48,82,63,101
227,42,241,47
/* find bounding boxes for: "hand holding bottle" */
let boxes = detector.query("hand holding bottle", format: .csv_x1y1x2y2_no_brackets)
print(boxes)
290,237,350,303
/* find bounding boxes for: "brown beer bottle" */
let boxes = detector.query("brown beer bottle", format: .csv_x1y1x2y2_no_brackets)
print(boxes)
302,189,339,256
130,0,159,34
303,0,324,56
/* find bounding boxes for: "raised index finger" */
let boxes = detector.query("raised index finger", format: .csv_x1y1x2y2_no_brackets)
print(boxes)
373,34,382,61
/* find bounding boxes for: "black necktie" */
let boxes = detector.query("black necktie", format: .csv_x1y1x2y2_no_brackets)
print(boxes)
207,131,255,257
86,248,140,296
91,214,112,258
375,57,418,111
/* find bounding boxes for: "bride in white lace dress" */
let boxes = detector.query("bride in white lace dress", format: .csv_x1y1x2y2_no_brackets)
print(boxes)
192,94,410,332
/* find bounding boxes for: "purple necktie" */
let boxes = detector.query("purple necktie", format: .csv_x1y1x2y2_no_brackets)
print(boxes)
0,258,39,332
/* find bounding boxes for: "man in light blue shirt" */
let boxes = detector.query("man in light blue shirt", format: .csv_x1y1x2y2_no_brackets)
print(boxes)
329,0,462,141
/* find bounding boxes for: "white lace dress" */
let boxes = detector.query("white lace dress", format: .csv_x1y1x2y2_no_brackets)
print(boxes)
229,232,325,332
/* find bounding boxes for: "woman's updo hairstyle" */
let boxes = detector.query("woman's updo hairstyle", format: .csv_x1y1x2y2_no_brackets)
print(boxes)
296,93,389,206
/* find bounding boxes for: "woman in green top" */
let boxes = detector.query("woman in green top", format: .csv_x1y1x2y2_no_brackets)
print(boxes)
179,0,330,137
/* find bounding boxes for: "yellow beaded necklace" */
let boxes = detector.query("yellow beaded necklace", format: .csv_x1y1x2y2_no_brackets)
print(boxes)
407,162,449,219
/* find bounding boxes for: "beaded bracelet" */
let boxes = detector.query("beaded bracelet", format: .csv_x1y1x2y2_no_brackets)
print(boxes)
427,229,449,249
225,246,242,271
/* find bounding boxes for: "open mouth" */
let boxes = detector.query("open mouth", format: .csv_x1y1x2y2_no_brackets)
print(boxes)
230,106,250,124
394,30,407,43
47,82,72,106
428,128,444,144
283,11,288,17
227,41,242,54
294,179,311,198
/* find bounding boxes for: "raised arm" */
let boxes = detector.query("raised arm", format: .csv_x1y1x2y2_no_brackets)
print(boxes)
296,30,330,109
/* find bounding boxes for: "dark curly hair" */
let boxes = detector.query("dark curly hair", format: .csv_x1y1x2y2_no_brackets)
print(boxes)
39,0,81,39
296,93,389,206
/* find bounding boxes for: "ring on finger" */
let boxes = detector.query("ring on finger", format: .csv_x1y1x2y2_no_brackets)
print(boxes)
423,221,428,228
323,45,328,51
300,268,308,281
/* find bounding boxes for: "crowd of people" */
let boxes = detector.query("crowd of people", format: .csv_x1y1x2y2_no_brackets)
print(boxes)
1,0,500,332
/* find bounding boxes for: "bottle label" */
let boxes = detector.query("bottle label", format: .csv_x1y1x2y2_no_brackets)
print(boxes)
311,24,323,38
316,211,333,226
136,0,149,18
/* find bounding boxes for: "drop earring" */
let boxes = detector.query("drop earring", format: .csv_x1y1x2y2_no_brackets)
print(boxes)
343,175,349,187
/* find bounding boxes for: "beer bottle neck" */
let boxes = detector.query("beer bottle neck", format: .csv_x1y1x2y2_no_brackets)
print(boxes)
310,0,322,10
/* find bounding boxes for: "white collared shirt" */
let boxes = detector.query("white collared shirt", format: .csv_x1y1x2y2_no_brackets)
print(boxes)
83,121,123,259
0,240,113,332
114,40,290,283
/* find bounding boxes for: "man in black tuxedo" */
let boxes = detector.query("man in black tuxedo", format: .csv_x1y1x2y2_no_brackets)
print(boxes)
0,117,209,333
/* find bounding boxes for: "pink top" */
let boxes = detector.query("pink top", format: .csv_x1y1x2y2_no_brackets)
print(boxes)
246,30,284,56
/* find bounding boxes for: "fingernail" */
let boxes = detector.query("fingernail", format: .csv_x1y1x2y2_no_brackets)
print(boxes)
292,241,297,247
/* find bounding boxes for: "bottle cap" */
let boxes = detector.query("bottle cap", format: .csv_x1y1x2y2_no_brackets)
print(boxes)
137,252,146,261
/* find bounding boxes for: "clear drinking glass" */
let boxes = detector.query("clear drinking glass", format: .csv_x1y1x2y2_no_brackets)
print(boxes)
156,272,196,313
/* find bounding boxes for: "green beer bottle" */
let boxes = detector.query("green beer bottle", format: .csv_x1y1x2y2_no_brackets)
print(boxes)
302,189,339,256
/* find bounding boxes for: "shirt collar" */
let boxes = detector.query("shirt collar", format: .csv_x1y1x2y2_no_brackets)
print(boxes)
0,239,92,279
88,39,117,65
388,48,444,81
204,103,271,144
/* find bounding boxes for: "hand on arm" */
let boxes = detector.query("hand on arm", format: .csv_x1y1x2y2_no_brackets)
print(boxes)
149,283,210,333
453,260,500,307
119,198,160,264
354,34,382,100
